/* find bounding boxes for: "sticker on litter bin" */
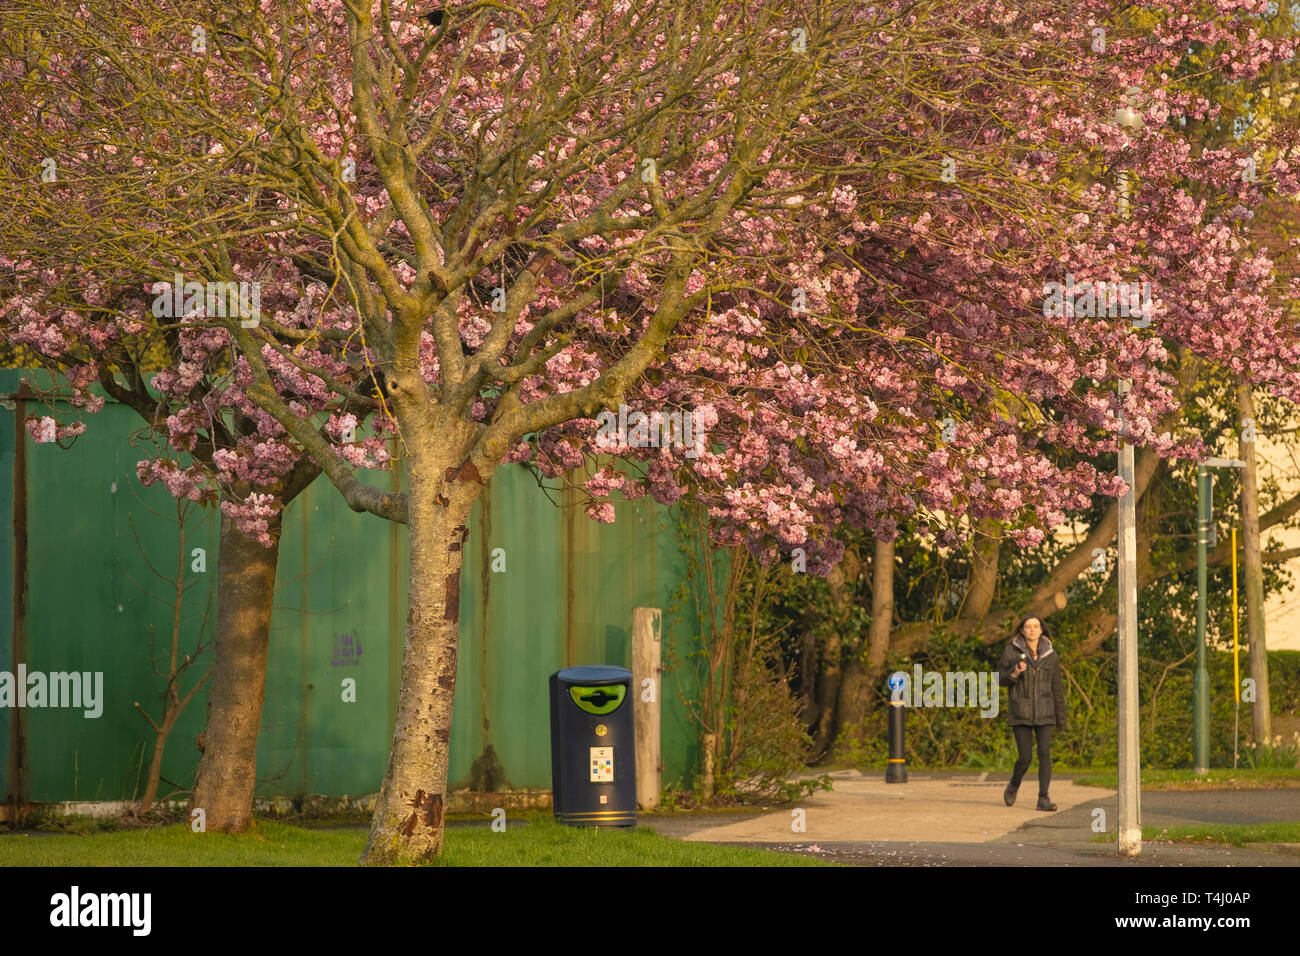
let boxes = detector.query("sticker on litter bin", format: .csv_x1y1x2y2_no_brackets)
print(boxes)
590,747,614,782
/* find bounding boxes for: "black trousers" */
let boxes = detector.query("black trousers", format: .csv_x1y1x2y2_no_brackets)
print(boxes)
1010,724,1054,797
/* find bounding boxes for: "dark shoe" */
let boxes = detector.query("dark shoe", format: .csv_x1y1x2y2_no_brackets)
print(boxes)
1004,784,1018,806
1036,796,1057,811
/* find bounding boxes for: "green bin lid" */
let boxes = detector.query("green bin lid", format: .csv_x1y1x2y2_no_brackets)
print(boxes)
555,665,631,684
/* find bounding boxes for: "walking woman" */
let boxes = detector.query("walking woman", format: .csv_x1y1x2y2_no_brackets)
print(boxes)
998,616,1067,811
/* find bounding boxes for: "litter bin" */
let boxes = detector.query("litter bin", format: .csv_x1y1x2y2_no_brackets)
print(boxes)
549,665,637,827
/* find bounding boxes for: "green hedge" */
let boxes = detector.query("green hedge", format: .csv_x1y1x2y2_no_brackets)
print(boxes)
835,638,1300,771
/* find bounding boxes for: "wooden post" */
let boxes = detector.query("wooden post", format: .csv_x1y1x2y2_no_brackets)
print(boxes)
632,607,661,809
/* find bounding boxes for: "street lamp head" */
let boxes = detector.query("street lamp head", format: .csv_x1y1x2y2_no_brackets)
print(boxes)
1114,87,1146,132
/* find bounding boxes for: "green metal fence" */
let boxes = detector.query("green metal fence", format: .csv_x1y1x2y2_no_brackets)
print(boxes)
1,367,702,806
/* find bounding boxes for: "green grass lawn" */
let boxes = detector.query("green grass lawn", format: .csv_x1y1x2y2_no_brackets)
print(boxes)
1072,767,1300,790
0,814,831,867
1091,821,1300,846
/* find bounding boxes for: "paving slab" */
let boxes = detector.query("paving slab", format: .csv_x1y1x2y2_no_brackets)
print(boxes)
638,772,1300,865
671,772,1100,844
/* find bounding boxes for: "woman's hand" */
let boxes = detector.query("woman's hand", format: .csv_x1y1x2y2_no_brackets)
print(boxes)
1012,661,1027,678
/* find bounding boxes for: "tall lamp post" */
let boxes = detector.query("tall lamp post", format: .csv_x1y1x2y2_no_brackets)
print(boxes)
1113,88,1143,858
1195,457,1245,774
1116,381,1141,857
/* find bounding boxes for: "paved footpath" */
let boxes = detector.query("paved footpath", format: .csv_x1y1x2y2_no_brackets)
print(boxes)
640,771,1300,866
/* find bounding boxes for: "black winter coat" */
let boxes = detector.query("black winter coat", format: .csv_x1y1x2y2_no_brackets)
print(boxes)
998,634,1067,729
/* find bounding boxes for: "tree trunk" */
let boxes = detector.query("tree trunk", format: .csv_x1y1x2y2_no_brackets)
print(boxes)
99,370,323,830
866,536,896,679
360,461,479,864
1237,377,1272,740
797,628,819,728
188,511,281,831
961,520,1002,620
810,634,841,758
833,549,874,734
835,656,872,736
829,535,900,745
811,552,858,757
